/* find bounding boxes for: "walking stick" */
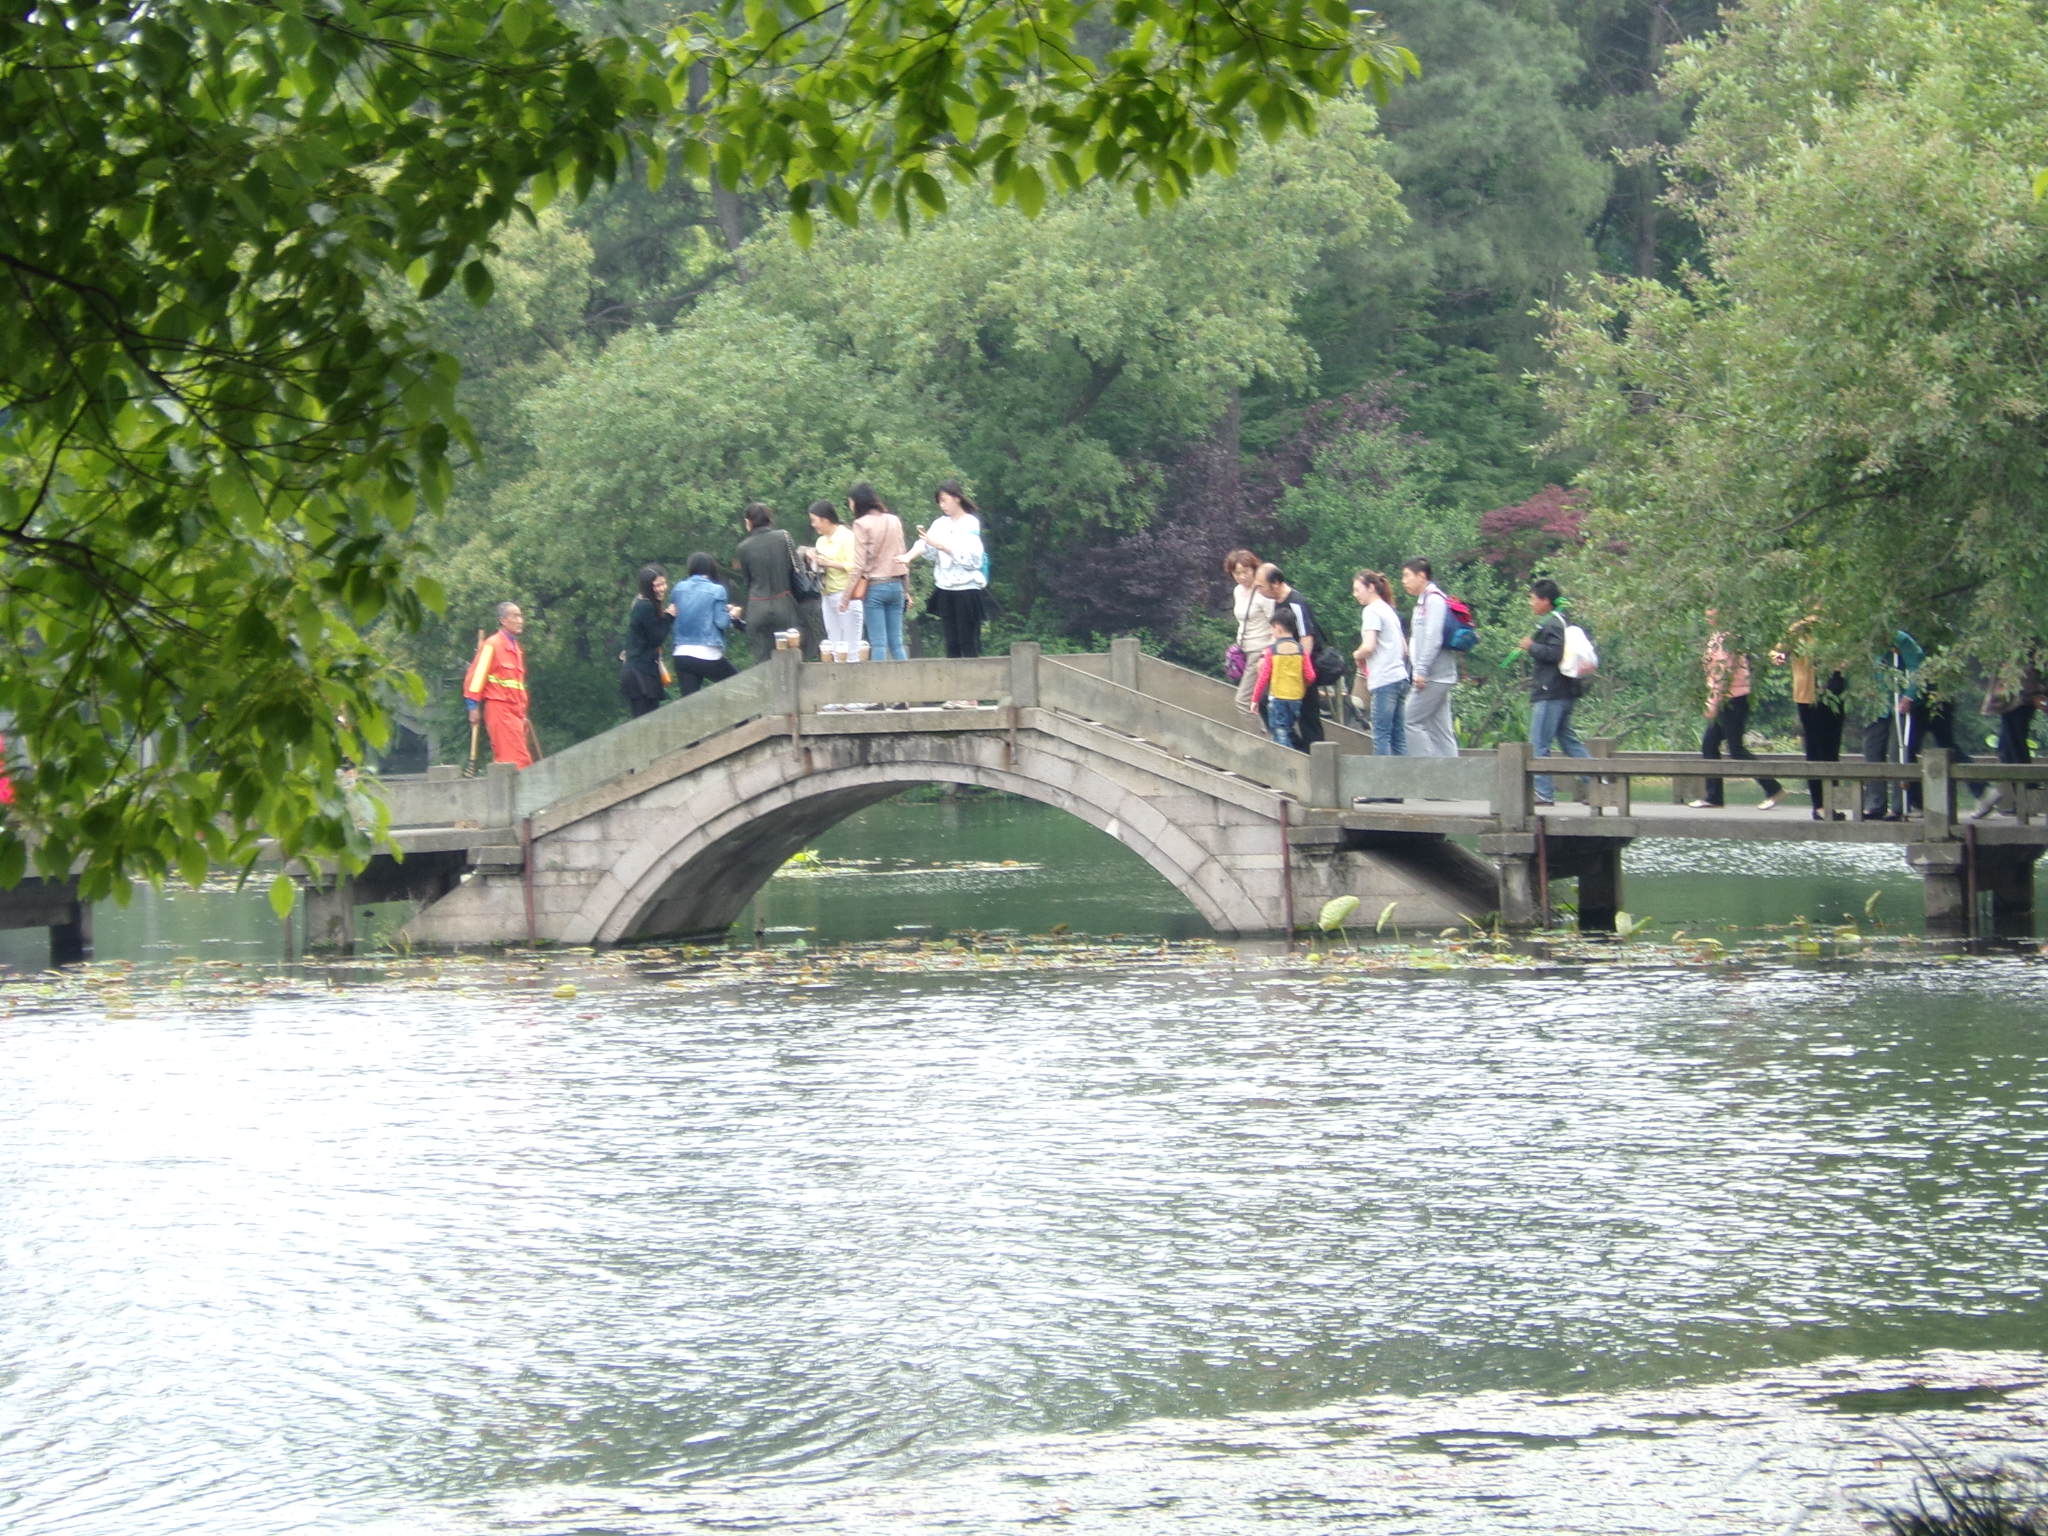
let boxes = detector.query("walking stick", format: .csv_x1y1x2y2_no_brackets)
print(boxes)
463,628,485,777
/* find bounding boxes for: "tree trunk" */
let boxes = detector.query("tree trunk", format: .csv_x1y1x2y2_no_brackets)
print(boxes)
1633,3,1673,279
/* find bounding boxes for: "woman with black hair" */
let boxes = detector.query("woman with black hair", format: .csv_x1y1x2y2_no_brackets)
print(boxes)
619,563,672,717
735,503,804,665
909,479,988,667
846,482,911,664
668,552,741,697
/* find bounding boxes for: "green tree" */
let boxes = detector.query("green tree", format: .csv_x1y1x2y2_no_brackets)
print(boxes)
1542,0,2048,695
1,0,1409,897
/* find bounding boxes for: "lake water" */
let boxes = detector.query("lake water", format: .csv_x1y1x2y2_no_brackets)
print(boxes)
2,795,2044,1534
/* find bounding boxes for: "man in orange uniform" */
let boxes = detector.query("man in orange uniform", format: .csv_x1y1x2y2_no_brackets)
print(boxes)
464,602,534,769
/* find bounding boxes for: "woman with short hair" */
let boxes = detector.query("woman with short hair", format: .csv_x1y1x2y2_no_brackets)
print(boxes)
668,552,741,697
1223,547,1274,718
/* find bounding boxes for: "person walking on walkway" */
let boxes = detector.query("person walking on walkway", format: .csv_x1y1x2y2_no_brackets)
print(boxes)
1771,614,1849,820
909,479,989,669
1224,548,1275,718
735,503,805,664
464,601,534,769
1352,569,1408,761
669,553,741,697
1400,558,1458,757
848,482,912,665
1970,666,2044,819
1519,578,1592,807
1693,617,1781,808
1256,563,1324,750
1248,605,1317,751
619,564,673,719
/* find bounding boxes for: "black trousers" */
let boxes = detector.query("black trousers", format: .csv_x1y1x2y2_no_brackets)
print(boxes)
673,655,738,697
1796,699,1845,809
1863,699,1983,816
1700,693,1781,804
931,587,986,659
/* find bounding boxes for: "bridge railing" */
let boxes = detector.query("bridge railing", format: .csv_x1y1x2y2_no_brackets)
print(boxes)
1324,739,2048,838
512,664,780,820
1038,649,1312,795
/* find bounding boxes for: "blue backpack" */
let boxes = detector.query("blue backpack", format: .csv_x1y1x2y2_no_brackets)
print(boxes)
1441,593,1478,652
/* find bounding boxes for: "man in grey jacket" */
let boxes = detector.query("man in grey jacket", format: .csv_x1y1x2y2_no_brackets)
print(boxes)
1401,558,1459,757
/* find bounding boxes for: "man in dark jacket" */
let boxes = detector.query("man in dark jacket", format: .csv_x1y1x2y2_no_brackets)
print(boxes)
1517,578,1592,806
1256,564,1325,749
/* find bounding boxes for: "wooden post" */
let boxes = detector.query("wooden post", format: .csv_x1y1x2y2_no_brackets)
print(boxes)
1494,739,1533,832
1008,641,1041,709
1586,736,1616,813
49,896,92,965
485,762,518,828
1109,636,1142,694
305,876,358,951
1576,847,1624,933
1979,847,2042,936
1308,741,1341,809
1907,841,1968,938
773,643,802,717
1920,746,1953,839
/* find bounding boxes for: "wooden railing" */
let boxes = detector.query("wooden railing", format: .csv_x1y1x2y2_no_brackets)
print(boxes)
1322,739,2048,837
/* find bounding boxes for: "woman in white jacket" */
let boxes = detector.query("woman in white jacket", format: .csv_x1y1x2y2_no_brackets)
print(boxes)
910,479,989,663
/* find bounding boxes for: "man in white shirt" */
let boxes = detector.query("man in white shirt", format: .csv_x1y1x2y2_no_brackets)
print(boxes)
1401,557,1459,757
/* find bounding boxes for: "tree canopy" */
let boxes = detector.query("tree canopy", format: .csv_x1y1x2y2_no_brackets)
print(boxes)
1542,0,2048,692
0,0,1411,898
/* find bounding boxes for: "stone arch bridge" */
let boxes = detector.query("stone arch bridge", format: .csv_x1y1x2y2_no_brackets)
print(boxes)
323,642,1496,948
305,639,2048,950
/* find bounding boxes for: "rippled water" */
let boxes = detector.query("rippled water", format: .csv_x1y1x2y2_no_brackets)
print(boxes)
4,948,2046,1534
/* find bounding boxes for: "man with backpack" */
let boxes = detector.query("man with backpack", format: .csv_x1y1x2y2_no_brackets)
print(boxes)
1519,578,1596,806
1400,557,1460,757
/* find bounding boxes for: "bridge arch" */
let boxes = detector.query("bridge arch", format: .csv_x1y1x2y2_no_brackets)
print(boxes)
558,731,1273,944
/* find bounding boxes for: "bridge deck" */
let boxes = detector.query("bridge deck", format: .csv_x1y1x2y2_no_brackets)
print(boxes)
1331,798,2048,846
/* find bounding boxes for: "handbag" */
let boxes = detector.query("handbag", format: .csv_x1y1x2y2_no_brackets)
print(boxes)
1311,640,1346,686
783,531,823,601
1224,595,1252,682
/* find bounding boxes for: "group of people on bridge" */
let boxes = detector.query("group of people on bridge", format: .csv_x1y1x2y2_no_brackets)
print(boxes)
1225,550,1599,805
461,503,2039,824
465,482,990,767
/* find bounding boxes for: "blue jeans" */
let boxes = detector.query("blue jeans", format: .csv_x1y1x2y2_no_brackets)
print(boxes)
863,579,907,662
1530,695,1593,802
1370,679,1409,758
1264,697,1302,750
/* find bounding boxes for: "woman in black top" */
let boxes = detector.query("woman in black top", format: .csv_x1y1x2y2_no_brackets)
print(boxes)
619,563,672,717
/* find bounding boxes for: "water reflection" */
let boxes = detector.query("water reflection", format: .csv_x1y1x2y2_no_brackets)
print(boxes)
3,952,2046,1533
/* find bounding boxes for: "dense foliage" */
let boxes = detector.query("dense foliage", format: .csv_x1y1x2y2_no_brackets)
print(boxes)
1,0,1412,892
1543,0,2048,698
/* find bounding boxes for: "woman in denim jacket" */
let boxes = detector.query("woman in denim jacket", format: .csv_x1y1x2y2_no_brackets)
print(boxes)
668,552,743,697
